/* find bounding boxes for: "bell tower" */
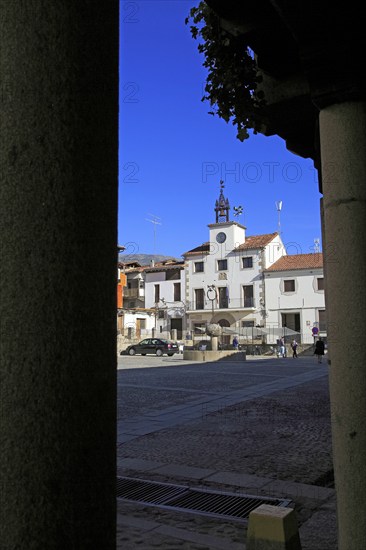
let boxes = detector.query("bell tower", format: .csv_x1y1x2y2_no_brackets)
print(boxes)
209,180,246,249
215,180,230,223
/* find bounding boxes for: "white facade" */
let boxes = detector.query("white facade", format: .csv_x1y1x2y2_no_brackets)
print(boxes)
264,262,325,344
144,263,186,339
184,220,286,345
117,309,155,343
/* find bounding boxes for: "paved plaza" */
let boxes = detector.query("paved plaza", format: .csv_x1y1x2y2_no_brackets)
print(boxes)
117,354,337,549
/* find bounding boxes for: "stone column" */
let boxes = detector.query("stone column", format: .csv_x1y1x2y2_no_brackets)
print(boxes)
211,336,219,351
0,3,119,548
319,101,366,550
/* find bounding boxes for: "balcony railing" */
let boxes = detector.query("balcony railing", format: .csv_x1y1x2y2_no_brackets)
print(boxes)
123,288,144,298
187,298,255,311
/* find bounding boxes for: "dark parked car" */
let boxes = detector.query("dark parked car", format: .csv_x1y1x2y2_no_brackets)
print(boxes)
122,338,179,357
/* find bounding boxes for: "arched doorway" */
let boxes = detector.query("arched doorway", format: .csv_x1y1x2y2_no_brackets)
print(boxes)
217,318,230,347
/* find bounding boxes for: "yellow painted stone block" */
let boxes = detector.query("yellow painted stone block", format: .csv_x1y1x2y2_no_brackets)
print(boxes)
247,504,302,550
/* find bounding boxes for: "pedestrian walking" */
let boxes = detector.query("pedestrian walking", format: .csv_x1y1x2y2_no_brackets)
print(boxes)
291,339,298,358
276,339,281,357
314,337,325,363
232,336,239,350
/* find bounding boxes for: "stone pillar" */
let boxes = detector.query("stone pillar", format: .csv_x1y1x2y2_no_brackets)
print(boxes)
0,3,119,548
211,336,218,351
319,101,366,550
247,504,301,550
171,328,178,341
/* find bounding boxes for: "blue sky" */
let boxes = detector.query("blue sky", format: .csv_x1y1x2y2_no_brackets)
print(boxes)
119,0,322,259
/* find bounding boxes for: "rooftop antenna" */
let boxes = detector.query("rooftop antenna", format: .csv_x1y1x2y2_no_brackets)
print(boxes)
314,238,320,253
275,200,283,236
145,214,162,255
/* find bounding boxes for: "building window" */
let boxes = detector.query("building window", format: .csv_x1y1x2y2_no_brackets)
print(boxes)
317,277,324,290
217,259,228,271
284,279,295,292
242,320,255,327
218,287,229,308
282,312,301,333
158,310,165,319
154,284,160,303
195,288,205,310
166,268,180,280
194,262,204,273
243,285,254,307
242,256,253,269
174,283,181,301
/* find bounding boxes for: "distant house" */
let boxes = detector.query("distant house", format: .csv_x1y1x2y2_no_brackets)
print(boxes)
117,259,186,342
182,181,286,346
119,261,145,310
264,253,325,344
117,261,152,341
144,260,186,340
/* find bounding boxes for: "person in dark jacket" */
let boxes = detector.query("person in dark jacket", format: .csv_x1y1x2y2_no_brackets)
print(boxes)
314,338,325,363
291,339,298,358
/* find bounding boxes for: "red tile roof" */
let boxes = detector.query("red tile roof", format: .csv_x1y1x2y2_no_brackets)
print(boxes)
235,232,278,250
183,233,279,256
144,261,185,273
119,260,185,273
266,253,323,271
183,243,210,256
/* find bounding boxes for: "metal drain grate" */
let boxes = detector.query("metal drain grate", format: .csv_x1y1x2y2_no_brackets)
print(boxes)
117,476,292,523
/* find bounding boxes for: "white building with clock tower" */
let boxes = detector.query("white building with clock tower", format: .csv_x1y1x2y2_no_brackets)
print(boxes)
183,181,286,345
119,182,326,349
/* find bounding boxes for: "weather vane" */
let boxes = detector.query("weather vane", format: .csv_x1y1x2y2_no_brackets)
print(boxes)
233,205,243,217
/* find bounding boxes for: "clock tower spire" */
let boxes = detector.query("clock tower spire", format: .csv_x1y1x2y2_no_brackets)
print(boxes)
209,180,246,249
215,180,230,223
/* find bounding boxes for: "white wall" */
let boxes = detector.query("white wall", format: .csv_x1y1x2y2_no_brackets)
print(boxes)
264,268,325,343
144,270,185,308
121,311,155,334
144,268,186,338
185,231,283,324
263,234,286,268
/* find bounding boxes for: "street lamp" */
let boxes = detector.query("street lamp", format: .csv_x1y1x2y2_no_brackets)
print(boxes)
206,284,217,320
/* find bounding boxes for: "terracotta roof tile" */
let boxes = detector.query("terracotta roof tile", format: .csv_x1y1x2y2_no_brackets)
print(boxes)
235,232,278,250
144,262,185,272
184,233,278,256
183,243,210,256
266,253,323,271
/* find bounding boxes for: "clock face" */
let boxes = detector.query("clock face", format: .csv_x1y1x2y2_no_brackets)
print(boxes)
216,232,227,244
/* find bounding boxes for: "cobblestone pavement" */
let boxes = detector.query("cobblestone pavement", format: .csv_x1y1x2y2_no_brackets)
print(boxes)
117,355,337,549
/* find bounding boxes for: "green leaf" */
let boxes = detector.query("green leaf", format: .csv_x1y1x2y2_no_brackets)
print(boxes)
187,1,264,144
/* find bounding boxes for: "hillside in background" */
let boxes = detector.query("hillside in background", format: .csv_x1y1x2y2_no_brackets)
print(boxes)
118,253,181,266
